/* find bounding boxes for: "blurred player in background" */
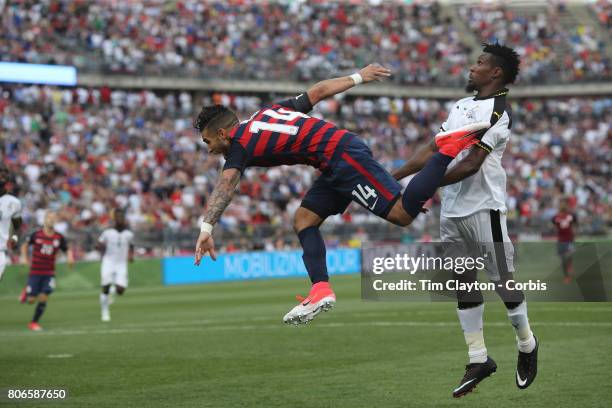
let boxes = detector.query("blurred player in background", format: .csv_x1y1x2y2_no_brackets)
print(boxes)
552,198,577,284
192,64,490,325
0,167,22,281
393,43,538,397
19,211,73,331
98,209,134,322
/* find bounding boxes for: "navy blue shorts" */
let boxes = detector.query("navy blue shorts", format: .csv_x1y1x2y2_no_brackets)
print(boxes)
26,275,55,297
557,242,575,256
302,136,402,219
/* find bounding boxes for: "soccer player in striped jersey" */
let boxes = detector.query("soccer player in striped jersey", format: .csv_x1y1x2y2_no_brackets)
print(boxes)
193,64,490,325
20,211,74,331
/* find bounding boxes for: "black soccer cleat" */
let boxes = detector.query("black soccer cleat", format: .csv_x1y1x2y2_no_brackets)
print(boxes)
452,356,497,398
516,336,538,389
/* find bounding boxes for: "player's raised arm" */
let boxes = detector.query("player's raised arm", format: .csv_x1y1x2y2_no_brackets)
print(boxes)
194,168,241,265
306,64,392,106
393,122,491,182
439,146,489,186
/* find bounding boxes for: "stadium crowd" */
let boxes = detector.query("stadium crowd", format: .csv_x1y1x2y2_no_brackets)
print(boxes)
1,85,610,253
1,1,608,85
458,3,609,83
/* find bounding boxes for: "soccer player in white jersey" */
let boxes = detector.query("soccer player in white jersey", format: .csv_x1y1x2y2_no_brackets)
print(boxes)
0,168,22,281
97,209,134,322
393,43,538,397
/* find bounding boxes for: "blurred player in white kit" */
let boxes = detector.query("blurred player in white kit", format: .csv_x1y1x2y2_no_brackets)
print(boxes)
98,209,134,322
0,167,22,281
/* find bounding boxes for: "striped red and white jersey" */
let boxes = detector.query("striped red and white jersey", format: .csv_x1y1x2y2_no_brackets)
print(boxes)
223,94,354,173
27,230,68,276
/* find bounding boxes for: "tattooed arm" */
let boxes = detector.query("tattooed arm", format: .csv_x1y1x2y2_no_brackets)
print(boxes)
202,168,241,224
194,168,241,265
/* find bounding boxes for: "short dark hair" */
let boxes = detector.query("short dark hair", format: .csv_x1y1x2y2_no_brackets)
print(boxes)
482,42,520,84
193,105,238,133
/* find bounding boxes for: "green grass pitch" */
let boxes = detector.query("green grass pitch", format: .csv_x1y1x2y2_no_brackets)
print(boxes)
1,260,611,407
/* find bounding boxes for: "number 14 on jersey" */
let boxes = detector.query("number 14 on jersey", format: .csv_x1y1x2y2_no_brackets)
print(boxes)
352,184,378,210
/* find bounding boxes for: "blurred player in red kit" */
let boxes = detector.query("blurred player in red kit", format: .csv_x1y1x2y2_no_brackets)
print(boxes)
552,198,578,284
19,211,74,331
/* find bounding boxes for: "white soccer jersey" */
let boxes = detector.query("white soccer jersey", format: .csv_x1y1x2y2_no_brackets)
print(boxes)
439,90,512,218
0,194,22,251
99,228,134,266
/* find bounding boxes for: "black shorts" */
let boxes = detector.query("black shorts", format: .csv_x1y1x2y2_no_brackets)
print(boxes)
301,136,402,219
27,275,55,297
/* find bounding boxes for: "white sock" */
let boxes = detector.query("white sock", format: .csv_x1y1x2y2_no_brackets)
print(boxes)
457,304,487,364
464,332,487,364
100,293,110,314
507,301,536,353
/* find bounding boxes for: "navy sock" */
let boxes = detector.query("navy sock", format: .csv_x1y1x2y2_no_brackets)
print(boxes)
32,302,47,323
402,152,453,218
297,226,329,284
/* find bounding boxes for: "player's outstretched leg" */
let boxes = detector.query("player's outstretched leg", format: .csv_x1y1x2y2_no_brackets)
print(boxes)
400,122,490,220
284,208,336,326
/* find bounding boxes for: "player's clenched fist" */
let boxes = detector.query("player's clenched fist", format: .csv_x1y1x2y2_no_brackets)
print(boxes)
358,64,392,83
194,231,217,265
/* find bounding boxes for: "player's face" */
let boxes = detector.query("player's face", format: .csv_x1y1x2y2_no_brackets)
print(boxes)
560,200,568,212
115,212,126,228
201,128,230,157
44,212,57,229
466,53,500,92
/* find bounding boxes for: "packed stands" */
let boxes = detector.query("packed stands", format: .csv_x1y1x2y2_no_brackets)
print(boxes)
1,1,608,85
457,3,609,83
